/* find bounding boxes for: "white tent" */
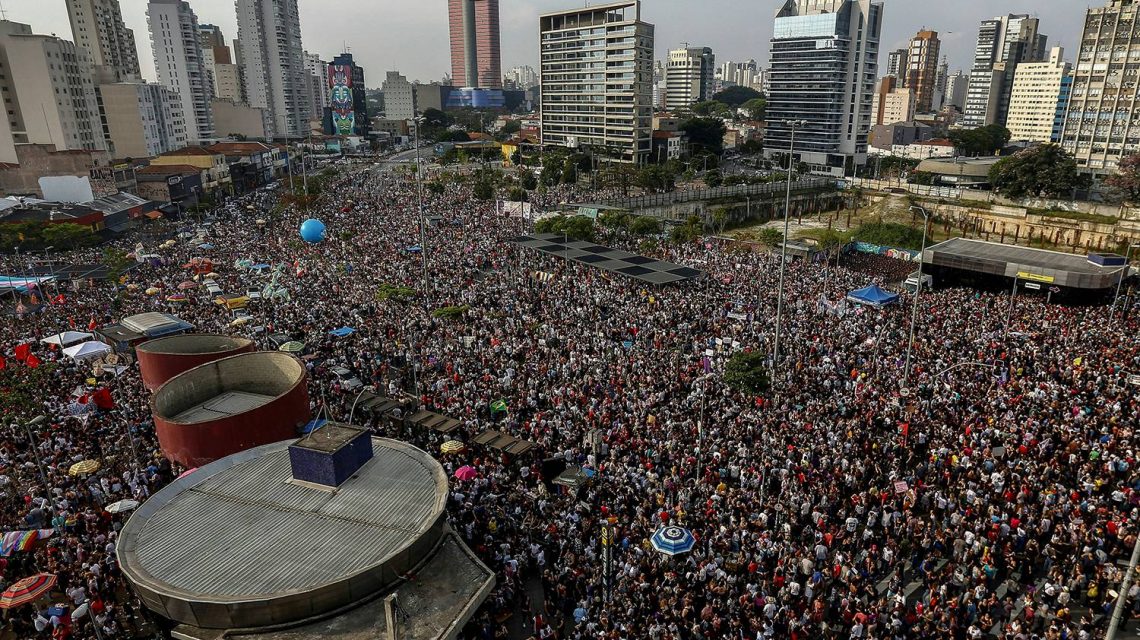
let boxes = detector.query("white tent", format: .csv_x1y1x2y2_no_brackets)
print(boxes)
40,331,95,347
62,341,112,361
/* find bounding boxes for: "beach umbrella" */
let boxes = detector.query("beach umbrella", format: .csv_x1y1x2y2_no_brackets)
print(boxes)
0,574,57,609
126,284,139,291
165,294,188,303
454,465,478,481
440,440,466,454
68,460,100,477
651,526,696,556
104,499,139,514
145,287,160,295
278,341,305,353
177,280,197,290
205,272,220,279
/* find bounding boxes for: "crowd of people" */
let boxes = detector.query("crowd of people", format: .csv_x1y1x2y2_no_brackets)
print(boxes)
0,156,1135,640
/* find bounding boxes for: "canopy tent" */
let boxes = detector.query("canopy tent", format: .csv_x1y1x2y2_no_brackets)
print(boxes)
846,284,900,307
62,341,112,361
0,276,54,295
40,332,94,347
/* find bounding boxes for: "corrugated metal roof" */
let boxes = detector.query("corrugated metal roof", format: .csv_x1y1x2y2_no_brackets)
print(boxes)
122,439,447,600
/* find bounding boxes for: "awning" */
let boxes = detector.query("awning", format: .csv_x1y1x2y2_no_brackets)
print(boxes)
846,284,900,307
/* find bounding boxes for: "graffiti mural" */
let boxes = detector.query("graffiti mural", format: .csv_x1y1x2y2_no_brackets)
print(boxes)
328,64,355,135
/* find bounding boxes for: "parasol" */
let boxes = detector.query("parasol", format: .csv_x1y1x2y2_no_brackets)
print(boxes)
454,465,478,481
0,574,57,609
440,440,466,454
651,526,696,556
68,460,101,477
145,287,160,295
177,280,197,290
277,341,305,353
104,499,140,514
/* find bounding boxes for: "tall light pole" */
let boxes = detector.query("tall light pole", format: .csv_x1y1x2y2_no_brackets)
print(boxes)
22,415,54,514
772,119,807,372
902,205,930,390
1113,243,1135,313
1107,522,1140,640
413,115,428,291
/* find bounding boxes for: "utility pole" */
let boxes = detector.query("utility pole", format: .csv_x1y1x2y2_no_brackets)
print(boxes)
772,119,806,373
902,206,929,389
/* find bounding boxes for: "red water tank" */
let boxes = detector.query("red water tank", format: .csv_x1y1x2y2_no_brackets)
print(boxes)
136,334,255,392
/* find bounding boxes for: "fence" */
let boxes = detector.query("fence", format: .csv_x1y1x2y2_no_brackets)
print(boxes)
596,178,837,210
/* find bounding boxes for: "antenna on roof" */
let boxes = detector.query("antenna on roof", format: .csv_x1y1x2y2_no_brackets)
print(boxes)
0,0,7,20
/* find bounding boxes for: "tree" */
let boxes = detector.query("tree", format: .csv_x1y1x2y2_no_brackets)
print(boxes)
704,170,723,188
41,223,95,250
520,171,538,191
473,180,495,201
426,181,446,195
1105,152,1140,202
501,120,521,135
535,214,595,241
741,97,767,121
691,101,731,118
507,187,528,202
628,216,662,236
681,117,728,155
102,247,133,282
723,351,770,395
635,165,675,193
948,125,1010,157
756,227,784,247
422,108,450,128
598,163,637,195
989,144,1089,199
712,86,763,108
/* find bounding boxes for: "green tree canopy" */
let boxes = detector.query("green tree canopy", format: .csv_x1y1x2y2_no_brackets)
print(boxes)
741,97,767,121
989,144,1090,199
723,351,770,395
691,101,731,118
712,86,764,107
681,117,727,156
948,125,1010,157
1105,152,1140,202
534,215,596,241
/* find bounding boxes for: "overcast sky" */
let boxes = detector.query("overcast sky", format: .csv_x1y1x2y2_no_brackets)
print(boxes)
5,0,1083,87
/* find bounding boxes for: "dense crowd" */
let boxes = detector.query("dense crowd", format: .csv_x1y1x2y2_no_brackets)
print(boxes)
0,157,1136,640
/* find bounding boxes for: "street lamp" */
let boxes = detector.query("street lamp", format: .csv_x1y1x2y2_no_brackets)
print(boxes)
1112,242,1136,313
22,415,54,513
772,119,808,372
413,115,429,291
902,205,930,390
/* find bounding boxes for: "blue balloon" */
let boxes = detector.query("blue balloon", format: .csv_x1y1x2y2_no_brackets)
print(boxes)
300,218,326,243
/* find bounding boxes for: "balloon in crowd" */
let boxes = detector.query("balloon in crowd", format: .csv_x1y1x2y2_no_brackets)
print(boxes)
299,218,326,244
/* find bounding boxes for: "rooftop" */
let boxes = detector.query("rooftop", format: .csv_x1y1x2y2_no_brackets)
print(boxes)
161,146,219,157
136,164,200,176
512,233,704,285
924,237,1126,289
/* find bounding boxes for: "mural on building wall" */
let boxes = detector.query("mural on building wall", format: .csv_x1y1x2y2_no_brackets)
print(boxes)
328,65,355,135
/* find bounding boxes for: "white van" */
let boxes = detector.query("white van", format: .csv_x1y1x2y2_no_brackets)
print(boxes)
904,271,933,293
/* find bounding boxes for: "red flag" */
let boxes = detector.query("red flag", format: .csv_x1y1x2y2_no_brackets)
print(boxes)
25,354,40,369
87,317,97,330
91,388,114,410
0,355,6,370
13,343,30,362
69,316,76,329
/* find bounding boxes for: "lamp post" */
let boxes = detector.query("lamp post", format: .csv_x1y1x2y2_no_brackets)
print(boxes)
413,115,428,291
1113,243,1135,314
772,119,807,373
902,205,930,390
1106,521,1140,640
22,415,54,514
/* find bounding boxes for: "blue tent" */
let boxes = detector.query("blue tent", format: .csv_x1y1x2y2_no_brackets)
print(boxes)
846,284,900,307
329,327,355,338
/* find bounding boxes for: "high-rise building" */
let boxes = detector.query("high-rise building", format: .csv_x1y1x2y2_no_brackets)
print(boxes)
766,0,882,177
665,46,715,110
236,0,312,138
382,71,416,121
147,0,214,143
905,30,941,113
871,76,915,125
504,65,537,90
304,52,328,126
325,53,368,136
944,70,969,110
65,0,140,83
97,82,186,158
1006,47,1071,144
539,1,654,164
885,49,908,78
716,59,763,93
198,25,243,104
963,15,1048,128
0,21,106,164
448,0,502,89
1061,0,1140,172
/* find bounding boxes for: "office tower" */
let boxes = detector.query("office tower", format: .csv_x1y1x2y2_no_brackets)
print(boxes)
944,70,969,110
871,76,914,125
766,0,882,177
66,0,141,83
199,25,243,103
448,0,502,89
1006,47,1071,144
539,1,654,164
665,46,715,110
905,30,940,113
326,53,368,136
0,21,106,163
885,49,908,78
382,71,416,121
97,82,186,157
963,14,1047,128
931,58,949,111
505,65,537,90
147,0,214,143
236,0,312,138
1061,0,1140,172
304,52,328,126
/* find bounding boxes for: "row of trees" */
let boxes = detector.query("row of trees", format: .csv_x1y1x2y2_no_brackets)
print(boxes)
0,222,98,253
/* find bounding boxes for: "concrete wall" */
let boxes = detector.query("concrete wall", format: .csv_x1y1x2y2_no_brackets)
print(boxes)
0,144,111,197
211,99,266,139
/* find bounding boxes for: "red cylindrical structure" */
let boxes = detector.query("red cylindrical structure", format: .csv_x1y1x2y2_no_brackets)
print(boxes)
151,352,310,467
136,334,255,392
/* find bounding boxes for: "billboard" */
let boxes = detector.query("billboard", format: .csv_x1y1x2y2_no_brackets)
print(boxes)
328,64,355,135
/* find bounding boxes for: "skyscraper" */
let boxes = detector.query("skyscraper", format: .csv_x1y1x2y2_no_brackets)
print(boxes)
147,0,214,142
199,25,243,103
236,0,312,137
65,0,141,83
1061,0,1140,173
448,0,502,89
885,49,908,79
304,52,328,126
1006,47,1071,144
766,0,882,176
944,71,969,111
962,14,1047,128
325,53,368,137
539,0,654,164
905,30,941,113
665,46,715,110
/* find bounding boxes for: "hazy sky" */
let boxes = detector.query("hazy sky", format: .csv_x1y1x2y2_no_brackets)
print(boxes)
5,0,1083,87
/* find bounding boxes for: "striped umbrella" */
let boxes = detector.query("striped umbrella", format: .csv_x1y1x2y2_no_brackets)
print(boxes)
277,341,305,353
440,440,466,454
0,573,57,609
68,459,101,477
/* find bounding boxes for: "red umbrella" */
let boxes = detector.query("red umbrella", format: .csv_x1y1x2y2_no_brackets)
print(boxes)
0,573,57,609
177,280,197,290
454,466,478,481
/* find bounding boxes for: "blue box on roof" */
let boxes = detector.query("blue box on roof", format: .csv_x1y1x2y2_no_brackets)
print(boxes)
288,424,373,488
1088,253,1127,267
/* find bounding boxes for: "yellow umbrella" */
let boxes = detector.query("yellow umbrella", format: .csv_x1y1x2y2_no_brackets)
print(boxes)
440,440,466,454
68,460,100,477
229,317,250,327
205,272,220,279
145,287,160,295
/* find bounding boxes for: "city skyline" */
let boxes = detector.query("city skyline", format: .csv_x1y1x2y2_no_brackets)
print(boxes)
7,0,1081,88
